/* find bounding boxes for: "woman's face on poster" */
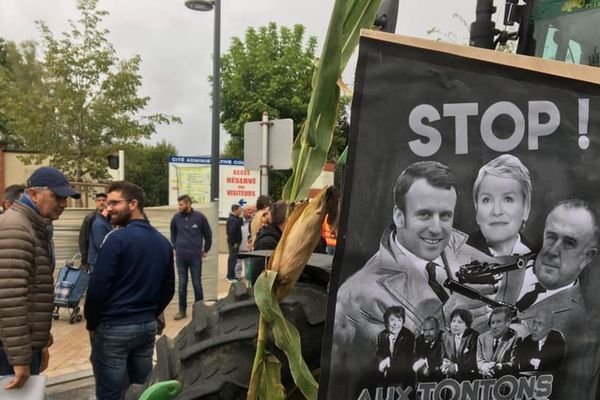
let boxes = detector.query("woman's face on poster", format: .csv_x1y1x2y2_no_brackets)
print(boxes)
475,174,529,248
450,315,467,336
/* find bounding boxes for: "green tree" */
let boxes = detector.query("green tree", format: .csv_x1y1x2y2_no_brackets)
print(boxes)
220,22,317,160
0,39,46,149
220,23,350,198
1,0,179,181
124,141,177,207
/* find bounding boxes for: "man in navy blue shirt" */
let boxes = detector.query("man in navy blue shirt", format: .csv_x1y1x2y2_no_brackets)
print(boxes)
170,194,212,320
84,181,174,400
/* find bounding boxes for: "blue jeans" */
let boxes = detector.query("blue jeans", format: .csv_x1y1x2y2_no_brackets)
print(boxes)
227,243,239,280
0,346,42,375
91,321,157,400
176,257,203,311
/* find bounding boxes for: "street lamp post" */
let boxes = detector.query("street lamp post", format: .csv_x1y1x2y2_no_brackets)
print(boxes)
185,0,221,202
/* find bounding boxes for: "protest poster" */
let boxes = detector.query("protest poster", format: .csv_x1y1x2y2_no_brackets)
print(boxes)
320,31,600,400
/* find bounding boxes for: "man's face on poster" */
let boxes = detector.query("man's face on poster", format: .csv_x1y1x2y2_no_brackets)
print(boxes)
394,178,456,261
530,310,553,342
489,311,511,339
535,205,598,290
422,319,438,343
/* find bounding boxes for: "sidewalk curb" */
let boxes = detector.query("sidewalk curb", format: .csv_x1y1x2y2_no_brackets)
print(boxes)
47,369,94,388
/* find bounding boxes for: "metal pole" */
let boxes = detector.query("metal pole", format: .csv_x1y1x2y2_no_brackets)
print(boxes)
118,150,125,180
210,0,221,202
260,111,269,196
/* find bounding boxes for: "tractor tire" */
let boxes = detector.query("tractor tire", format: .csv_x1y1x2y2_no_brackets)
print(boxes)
125,270,329,400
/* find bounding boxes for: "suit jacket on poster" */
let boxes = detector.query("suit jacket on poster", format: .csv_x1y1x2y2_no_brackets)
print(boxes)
375,327,415,388
441,328,479,381
517,283,598,400
328,226,484,399
414,332,444,382
476,328,519,375
517,330,565,373
466,230,536,308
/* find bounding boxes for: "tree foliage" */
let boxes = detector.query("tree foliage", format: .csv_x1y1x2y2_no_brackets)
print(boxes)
220,22,317,159
124,141,177,207
219,23,350,198
0,0,179,181
0,39,46,150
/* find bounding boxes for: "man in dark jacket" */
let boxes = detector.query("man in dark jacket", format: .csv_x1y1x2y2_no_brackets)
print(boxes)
78,192,107,269
413,317,444,382
170,194,212,320
0,167,80,390
375,306,415,391
1,184,25,212
226,204,243,282
85,181,174,400
251,201,287,284
517,309,565,375
87,208,112,270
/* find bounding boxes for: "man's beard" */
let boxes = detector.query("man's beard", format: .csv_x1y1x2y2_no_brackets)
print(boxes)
111,208,131,226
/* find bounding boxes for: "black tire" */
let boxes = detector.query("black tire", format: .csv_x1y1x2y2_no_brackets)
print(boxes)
125,271,328,400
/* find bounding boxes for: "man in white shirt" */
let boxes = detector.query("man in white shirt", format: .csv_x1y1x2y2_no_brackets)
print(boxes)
517,200,597,331
516,200,598,400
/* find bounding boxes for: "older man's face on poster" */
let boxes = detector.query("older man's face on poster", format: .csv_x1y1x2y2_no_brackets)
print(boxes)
535,205,598,290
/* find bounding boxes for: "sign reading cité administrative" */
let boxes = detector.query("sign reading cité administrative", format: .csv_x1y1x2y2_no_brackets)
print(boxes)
168,156,259,218
320,31,600,400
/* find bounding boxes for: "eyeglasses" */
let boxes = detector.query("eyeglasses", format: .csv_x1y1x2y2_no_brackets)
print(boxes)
107,199,129,207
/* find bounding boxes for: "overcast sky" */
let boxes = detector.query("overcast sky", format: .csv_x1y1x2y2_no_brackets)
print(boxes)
0,0,504,156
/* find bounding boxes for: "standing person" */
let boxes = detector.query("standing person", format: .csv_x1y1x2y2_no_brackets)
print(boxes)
226,204,243,282
251,201,287,284
413,317,444,382
84,181,174,400
170,194,212,320
235,205,254,280
249,195,272,250
1,184,25,212
515,200,599,400
78,192,107,269
476,306,519,377
516,309,565,375
0,167,80,389
467,154,536,313
322,214,337,255
374,306,415,391
441,308,479,381
87,207,112,271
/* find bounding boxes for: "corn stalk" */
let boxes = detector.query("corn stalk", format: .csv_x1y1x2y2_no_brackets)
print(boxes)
282,0,382,203
247,0,382,398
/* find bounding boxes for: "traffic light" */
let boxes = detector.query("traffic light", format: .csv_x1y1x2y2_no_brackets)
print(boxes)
374,0,399,33
107,154,119,170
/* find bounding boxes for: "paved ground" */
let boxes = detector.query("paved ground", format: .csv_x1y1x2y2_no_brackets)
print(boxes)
43,253,235,398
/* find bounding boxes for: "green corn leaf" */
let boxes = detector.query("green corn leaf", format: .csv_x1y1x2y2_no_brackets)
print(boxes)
282,0,382,202
258,354,286,400
254,271,318,400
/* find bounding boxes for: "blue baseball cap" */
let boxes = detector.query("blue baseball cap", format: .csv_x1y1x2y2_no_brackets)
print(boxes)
27,167,81,199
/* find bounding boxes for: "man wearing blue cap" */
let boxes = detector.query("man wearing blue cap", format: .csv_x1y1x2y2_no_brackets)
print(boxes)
0,166,80,390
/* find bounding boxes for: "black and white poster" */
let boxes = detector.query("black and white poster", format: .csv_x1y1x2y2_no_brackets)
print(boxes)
320,31,600,400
